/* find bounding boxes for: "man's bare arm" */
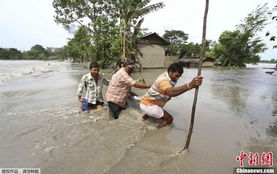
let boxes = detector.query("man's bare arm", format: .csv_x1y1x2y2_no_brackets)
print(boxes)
165,76,203,97
133,82,151,89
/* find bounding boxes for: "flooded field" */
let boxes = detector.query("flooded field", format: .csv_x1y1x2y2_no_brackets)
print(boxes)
0,60,276,174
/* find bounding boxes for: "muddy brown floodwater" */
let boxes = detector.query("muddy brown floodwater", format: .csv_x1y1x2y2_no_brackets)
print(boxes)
0,60,276,174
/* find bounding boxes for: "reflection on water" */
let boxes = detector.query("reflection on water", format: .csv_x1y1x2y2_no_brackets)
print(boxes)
210,72,249,116
267,120,277,137
271,88,277,117
0,61,276,173
210,68,277,120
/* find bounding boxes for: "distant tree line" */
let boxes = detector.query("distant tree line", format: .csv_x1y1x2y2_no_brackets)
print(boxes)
0,48,23,60
260,59,277,63
0,44,64,60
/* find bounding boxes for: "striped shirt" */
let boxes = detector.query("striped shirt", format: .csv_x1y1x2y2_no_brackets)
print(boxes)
77,72,109,104
140,71,176,107
106,68,136,107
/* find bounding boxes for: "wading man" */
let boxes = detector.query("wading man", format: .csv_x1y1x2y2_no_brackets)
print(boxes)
140,63,203,128
106,59,150,119
77,61,109,110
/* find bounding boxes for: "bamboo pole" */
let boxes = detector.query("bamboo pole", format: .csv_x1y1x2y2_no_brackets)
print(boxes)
183,0,209,150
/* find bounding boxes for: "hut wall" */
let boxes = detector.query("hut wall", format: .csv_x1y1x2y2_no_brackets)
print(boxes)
138,44,165,68
164,56,179,67
202,61,214,67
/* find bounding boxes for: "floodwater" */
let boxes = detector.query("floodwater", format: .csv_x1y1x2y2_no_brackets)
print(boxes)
0,60,276,174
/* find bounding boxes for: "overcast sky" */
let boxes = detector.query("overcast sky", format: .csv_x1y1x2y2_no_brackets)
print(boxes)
0,0,276,60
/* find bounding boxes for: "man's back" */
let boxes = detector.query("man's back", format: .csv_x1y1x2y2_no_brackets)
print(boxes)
106,68,135,107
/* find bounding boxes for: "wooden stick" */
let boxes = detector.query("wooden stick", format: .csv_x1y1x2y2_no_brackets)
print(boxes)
183,0,209,151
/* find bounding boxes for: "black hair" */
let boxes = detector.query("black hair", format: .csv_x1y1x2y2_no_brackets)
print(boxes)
122,59,135,67
89,61,99,70
167,63,184,75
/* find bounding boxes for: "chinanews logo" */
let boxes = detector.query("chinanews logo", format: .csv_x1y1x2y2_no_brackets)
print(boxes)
234,151,275,174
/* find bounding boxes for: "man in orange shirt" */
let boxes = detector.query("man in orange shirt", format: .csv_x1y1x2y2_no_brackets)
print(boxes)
140,63,203,128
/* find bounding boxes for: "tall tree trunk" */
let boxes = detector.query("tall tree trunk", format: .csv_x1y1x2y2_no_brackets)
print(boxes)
183,0,209,150
122,22,126,61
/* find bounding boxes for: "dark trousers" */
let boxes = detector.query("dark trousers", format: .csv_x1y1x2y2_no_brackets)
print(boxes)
108,101,125,119
88,100,104,110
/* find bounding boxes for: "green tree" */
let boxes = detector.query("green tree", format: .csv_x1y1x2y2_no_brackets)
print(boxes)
63,26,93,62
265,5,277,48
31,45,47,52
236,3,269,34
53,0,164,67
53,0,117,65
163,30,188,56
9,48,23,59
211,30,266,66
178,40,214,58
0,48,23,60
210,4,269,67
115,0,165,61
23,44,49,60
163,30,188,45
0,48,10,59
162,30,213,58
178,43,200,58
